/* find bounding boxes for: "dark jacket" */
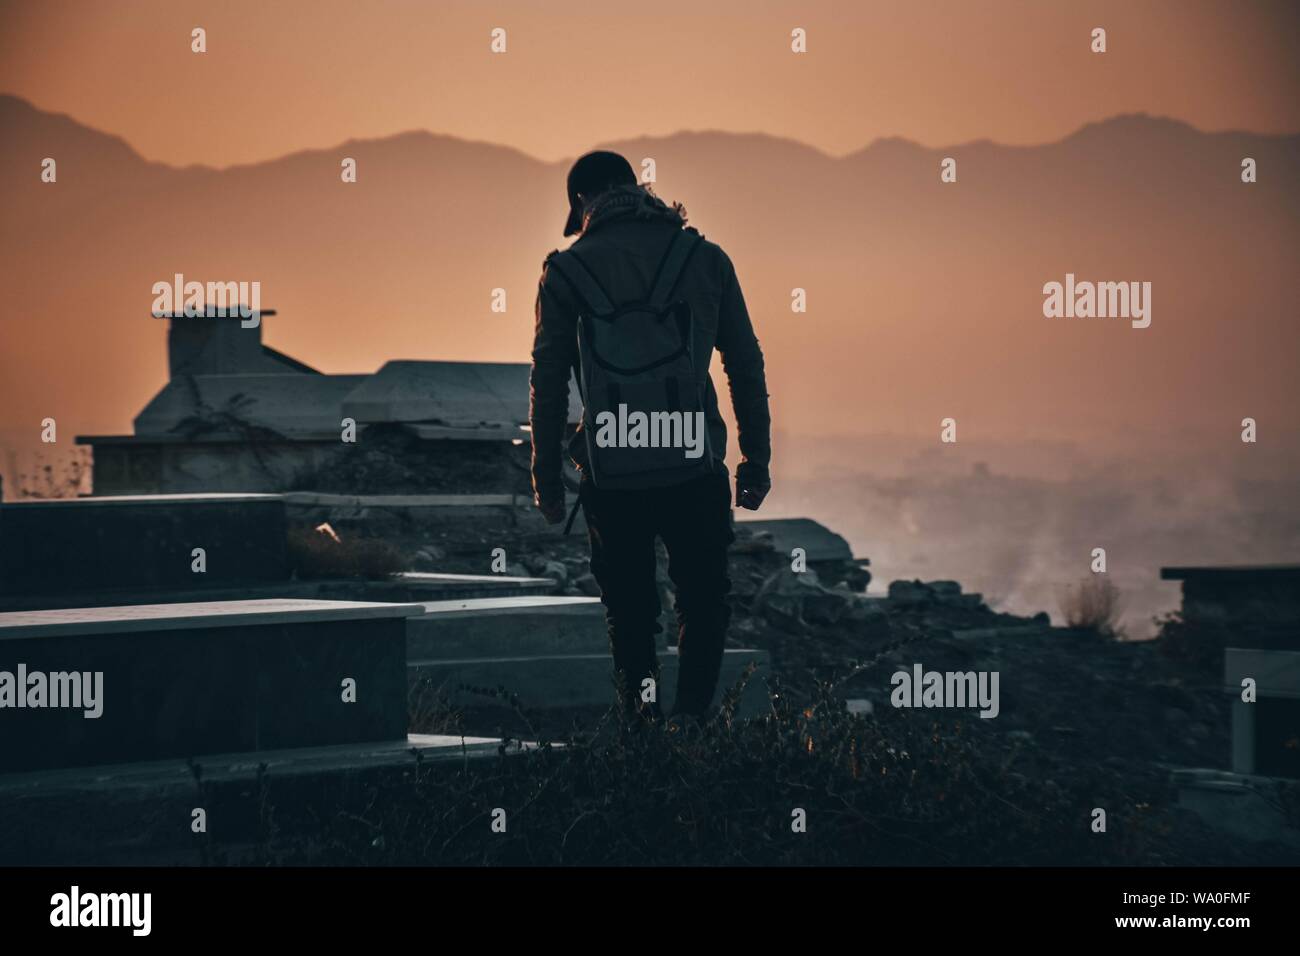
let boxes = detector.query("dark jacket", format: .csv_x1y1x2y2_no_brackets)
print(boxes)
529,185,771,504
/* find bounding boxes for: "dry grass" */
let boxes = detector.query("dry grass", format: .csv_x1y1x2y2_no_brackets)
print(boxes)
287,523,404,580
1058,575,1125,638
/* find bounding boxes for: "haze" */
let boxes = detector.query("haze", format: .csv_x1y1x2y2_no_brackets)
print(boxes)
2,0,1298,633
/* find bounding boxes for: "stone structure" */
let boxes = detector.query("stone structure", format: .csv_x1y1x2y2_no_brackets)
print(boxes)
77,308,580,495
1223,647,1300,779
1161,564,1300,649
407,595,770,717
0,493,288,600
0,599,422,772
736,516,871,589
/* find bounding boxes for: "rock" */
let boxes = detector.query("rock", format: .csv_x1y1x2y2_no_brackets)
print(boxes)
888,579,985,611
752,566,812,610
541,560,569,586
755,566,820,598
887,580,934,606
844,565,873,593
760,594,805,631
360,507,404,534
574,573,602,597
845,597,888,623
410,545,444,570
802,590,849,625
506,562,530,579
731,530,776,554
750,565,862,627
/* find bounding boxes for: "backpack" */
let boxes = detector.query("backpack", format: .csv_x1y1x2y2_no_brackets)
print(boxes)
547,228,716,491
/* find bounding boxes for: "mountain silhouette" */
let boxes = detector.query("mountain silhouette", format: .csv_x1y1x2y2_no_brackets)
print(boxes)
2,93,1298,474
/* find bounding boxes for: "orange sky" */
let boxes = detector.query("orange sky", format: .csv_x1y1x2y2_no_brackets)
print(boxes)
2,0,1297,167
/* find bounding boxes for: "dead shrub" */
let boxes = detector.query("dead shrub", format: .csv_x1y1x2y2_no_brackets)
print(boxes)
1058,575,1124,637
287,523,403,580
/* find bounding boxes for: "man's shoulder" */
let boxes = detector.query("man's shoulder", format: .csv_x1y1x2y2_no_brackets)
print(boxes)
682,227,733,278
539,247,570,288
546,226,731,274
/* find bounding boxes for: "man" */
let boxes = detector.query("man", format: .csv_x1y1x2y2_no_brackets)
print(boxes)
529,150,771,725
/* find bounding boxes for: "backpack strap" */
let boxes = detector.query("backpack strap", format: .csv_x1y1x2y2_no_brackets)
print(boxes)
649,229,703,309
547,251,615,316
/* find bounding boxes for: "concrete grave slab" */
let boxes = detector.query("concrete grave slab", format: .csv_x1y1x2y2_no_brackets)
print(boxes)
1224,647,1300,778
0,733,540,865
0,493,289,595
1,573,560,614
0,599,423,772
407,596,607,659
410,646,770,718
0,733,513,796
0,598,421,639
1173,767,1300,851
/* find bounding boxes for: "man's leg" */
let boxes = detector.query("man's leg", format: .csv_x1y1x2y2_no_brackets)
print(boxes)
658,469,735,717
581,479,663,718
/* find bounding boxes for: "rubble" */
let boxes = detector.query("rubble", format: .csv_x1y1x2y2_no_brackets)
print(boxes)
381,507,1289,853
887,578,986,611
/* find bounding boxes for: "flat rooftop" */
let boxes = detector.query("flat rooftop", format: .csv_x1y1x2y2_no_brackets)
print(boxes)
1160,565,1300,581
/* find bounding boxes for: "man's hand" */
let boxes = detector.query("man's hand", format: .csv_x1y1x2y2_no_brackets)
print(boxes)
735,462,770,511
536,491,567,525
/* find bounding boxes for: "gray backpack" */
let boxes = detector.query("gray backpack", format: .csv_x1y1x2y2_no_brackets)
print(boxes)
547,229,715,490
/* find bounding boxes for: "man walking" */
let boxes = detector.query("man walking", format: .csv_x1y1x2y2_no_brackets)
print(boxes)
529,150,771,725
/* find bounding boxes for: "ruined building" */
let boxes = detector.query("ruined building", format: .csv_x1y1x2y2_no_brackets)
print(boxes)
76,309,580,495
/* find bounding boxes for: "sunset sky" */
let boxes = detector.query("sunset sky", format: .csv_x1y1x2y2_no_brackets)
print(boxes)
2,0,1297,630
2,0,1297,168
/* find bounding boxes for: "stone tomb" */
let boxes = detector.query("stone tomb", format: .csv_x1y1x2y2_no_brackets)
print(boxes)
0,598,423,772
407,595,771,716
0,493,289,598
1223,647,1300,779
1171,646,1300,850
1161,564,1300,649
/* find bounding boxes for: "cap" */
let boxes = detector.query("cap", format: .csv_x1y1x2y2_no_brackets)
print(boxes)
563,150,637,237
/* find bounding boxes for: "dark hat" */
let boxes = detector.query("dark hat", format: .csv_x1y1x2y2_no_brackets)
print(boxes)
563,150,637,236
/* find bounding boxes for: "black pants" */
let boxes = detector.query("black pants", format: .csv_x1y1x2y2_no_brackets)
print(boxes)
580,468,735,718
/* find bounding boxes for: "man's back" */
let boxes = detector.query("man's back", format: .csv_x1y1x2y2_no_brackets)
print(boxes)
530,183,770,496
528,163,771,722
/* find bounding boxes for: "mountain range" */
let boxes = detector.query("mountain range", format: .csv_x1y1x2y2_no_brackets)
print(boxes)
2,93,1298,476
